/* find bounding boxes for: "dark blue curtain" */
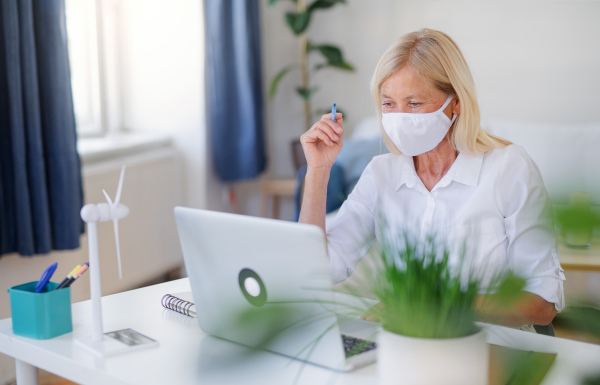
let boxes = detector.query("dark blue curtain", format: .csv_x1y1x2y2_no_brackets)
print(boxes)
0,0,83,257
204,1,267,182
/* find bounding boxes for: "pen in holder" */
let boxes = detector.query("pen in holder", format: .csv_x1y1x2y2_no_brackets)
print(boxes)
8,281,72,340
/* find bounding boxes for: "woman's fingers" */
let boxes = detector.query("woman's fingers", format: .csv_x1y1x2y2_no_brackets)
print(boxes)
314,130,334,146
304,122,341,146
302,127,333,146
314,122,340,142
321,113,344,134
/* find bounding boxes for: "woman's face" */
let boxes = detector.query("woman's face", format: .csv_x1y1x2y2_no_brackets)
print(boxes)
380,66,459,119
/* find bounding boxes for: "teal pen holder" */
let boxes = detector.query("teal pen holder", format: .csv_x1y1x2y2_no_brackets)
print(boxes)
7,281,73,340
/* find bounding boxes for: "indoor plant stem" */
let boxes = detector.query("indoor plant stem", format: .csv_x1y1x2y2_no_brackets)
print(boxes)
298,0,311,130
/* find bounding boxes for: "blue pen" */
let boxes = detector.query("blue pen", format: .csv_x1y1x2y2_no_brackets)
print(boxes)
35,262,58,293
331,103,337,122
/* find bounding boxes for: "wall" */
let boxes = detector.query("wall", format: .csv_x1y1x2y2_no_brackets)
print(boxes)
258,1,600,300
260,0,600,182
116,0,228,213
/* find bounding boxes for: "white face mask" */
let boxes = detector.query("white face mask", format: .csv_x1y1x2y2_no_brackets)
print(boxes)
382,96,457,156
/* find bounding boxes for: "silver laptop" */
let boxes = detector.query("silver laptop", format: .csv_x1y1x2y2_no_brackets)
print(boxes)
174,207,378,371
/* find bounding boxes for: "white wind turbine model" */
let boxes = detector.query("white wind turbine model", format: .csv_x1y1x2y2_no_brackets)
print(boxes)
77,166,158,356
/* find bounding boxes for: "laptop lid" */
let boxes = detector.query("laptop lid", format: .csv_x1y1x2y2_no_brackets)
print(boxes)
174,207,349,370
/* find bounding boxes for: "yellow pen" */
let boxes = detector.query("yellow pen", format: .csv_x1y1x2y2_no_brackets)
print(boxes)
54,265,81,290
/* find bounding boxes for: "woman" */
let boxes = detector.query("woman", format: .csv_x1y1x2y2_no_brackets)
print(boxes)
298,29,564,328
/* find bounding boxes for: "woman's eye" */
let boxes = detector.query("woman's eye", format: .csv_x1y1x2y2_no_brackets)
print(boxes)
383,102,392,108
409,102,421,108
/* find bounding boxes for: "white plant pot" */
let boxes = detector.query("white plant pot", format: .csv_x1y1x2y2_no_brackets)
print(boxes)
378,328,488,385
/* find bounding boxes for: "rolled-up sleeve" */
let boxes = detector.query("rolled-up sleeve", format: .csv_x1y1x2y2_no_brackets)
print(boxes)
496,145,566,311
326,162,378,284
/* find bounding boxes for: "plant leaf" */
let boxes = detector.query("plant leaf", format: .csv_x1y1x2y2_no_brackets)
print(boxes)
296,86,319,100
269,66,293,100
333,61,354,71
308,0,346,12
314,62,354,71
493,274,526,306
310,44,355,71
306,40,314,52
268,0,297,5
285,12,312,35
554,305,600,340
313,44,343,64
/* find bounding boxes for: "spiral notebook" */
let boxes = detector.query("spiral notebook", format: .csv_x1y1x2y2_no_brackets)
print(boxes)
161,292,197,318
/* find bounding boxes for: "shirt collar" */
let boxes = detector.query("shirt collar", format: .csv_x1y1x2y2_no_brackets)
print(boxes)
395,152,484,191
395,155,419,190
451,152,484,187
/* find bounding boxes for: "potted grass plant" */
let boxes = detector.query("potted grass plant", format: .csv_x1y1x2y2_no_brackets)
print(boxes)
359,232,525,385
208,226,526,384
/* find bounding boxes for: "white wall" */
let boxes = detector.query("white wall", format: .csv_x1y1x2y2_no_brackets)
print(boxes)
111,0,600,219
259,0,600,300
260,0,600,180
116,0,227,212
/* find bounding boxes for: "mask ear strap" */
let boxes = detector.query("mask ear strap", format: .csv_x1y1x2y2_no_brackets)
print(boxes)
439,96,454,112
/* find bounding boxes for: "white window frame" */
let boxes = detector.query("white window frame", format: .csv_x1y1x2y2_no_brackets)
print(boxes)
66,0,121,138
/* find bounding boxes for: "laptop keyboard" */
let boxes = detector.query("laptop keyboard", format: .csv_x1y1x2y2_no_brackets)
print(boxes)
341,334,377,358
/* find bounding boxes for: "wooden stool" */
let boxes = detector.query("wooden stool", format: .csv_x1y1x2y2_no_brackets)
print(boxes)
260,178,297,219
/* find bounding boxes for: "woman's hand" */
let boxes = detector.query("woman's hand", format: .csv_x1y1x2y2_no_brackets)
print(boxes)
300,113,344,170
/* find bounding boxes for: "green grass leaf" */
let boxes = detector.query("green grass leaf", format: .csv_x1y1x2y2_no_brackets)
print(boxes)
494,274,527,306
269,66,293,100
361,229,525,339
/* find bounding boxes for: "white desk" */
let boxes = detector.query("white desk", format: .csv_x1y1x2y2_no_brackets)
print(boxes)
1,278,600,385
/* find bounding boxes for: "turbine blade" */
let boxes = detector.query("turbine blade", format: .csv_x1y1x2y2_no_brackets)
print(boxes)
102,189,113,206
114,165,126,205
114,219,123,279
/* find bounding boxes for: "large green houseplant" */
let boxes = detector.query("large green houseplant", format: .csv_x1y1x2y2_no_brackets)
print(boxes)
268,0,355,168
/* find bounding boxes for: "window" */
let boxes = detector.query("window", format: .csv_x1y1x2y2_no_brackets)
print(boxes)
65,0,120,137
65,0,102,136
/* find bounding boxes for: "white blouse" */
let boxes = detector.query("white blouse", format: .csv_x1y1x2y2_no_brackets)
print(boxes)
326,144,565,311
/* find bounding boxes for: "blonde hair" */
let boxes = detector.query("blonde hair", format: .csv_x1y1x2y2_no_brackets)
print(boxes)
371,29,510,155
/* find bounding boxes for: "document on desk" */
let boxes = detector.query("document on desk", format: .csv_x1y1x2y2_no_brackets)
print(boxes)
489,344,557,385
105,329,158,348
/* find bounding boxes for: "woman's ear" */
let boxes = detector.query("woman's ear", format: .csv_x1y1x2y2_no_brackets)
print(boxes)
453,97,461,116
